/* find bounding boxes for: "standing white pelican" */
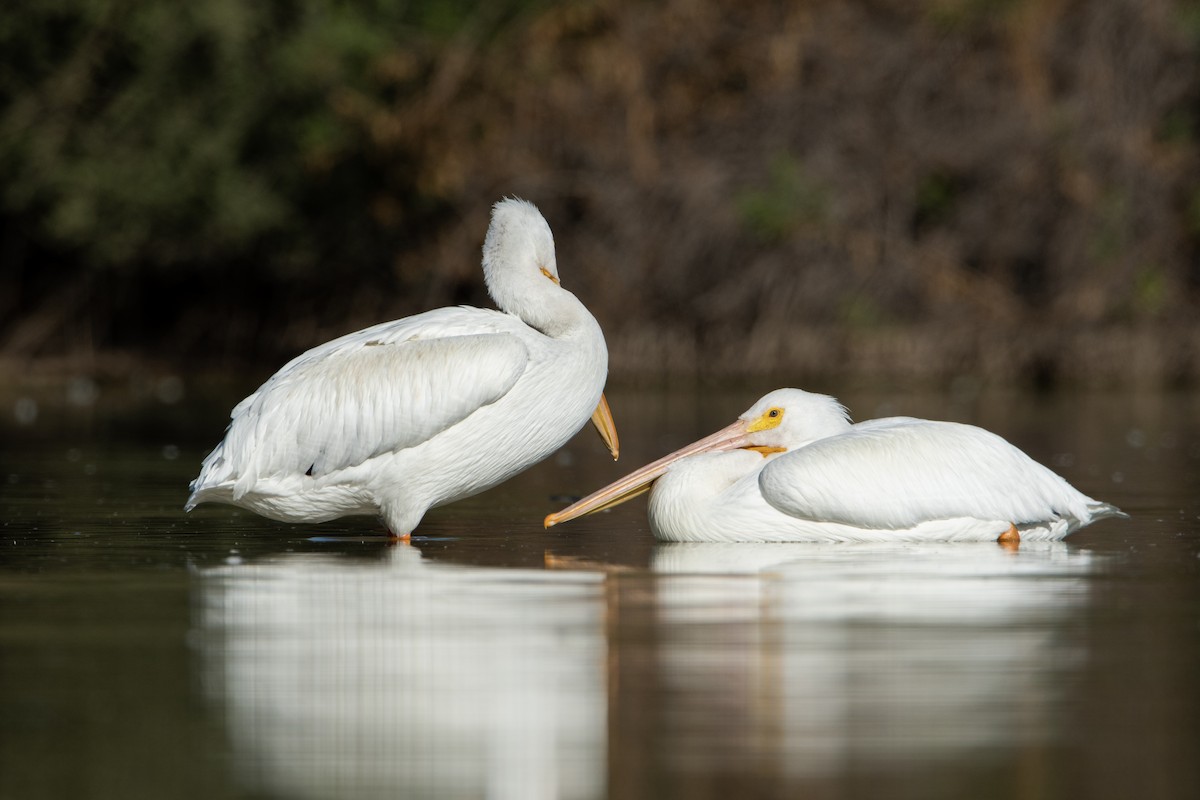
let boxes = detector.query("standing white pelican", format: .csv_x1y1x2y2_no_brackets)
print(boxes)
545,389,1124,543
188,198,618,538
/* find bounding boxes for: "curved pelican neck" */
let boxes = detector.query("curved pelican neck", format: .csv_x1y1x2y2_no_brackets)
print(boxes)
496,277,595,340
480,201,594,339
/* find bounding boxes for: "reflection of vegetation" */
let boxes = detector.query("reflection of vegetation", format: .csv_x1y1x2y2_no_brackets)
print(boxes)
734,154,830,242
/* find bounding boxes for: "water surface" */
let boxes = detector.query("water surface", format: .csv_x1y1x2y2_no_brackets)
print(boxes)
2,386,1197,799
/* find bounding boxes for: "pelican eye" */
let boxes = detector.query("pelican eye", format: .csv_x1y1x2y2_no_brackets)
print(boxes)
539,267,560,285
746,406,785,433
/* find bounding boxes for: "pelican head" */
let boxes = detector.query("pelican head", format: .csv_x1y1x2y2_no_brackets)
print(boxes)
739,389,851,450
483,198,558,280
544,388,850,527
482,197,618,460
480,198,569,330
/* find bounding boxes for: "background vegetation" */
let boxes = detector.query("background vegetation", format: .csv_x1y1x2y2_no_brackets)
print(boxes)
2,0,1199,387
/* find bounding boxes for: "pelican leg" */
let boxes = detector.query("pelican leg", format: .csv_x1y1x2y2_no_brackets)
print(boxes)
379,518,412,542
997,524,1020,551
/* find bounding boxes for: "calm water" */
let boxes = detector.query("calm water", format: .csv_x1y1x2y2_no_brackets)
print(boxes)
1,384,1198,800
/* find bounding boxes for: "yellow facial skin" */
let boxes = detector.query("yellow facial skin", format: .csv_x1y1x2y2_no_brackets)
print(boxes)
742,407,786,456
746,406,784,433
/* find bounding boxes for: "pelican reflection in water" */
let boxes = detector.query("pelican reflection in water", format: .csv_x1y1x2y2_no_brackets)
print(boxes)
197,540,1097,796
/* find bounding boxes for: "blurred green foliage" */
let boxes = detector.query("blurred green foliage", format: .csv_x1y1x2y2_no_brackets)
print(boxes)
913,172,962,232
1188,187,1200,238
1088,189,1130,266
838,294,887,330
0,0,1197,384
734,153,831,243
1133,265,1167,318
923,0,1022,32
0,0,529,277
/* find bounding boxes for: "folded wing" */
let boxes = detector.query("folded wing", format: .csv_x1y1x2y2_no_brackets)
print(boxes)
191,309,530,501
758,419,1095,529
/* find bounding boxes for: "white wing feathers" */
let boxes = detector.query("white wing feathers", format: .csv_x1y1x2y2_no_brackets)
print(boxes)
192,309,531,501
759,420,1097,529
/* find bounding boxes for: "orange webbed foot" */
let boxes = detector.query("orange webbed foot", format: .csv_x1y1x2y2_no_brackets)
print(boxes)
997,524,1020,552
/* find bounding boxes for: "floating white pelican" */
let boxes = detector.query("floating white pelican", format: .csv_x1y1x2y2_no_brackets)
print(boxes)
188,198,618,538
545,389,1124,543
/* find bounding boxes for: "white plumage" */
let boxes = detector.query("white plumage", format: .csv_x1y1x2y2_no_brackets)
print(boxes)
188,198,617,537
546,388,1124,543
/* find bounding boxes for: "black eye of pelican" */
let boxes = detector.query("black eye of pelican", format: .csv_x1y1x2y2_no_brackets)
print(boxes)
768,409,781,418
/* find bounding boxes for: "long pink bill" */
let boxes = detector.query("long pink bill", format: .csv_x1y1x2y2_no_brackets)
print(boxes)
544,419,752,528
